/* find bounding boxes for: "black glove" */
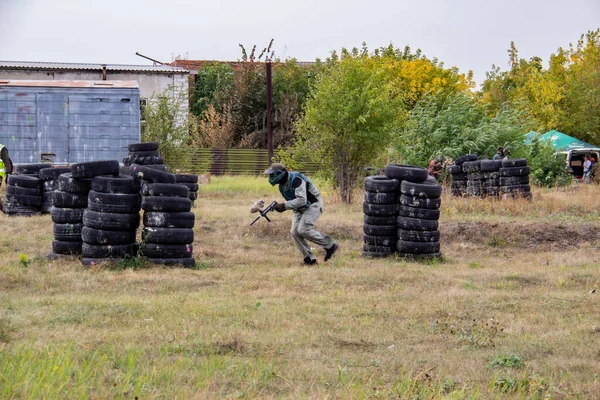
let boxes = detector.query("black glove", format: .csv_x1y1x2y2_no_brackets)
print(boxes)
274,202,287,213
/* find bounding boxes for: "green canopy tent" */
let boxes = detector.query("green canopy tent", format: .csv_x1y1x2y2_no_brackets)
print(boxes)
525,130,600,152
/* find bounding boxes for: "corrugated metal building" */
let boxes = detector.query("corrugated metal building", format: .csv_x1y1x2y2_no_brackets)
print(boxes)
0,80,141,164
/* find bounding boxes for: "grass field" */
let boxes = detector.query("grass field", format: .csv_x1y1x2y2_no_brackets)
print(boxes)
1,178,600,399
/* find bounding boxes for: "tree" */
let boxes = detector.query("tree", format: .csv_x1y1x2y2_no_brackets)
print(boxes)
295,54,401,203
395,92,530,166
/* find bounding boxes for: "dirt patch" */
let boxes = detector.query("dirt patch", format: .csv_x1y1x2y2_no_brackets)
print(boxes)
441,221,600,249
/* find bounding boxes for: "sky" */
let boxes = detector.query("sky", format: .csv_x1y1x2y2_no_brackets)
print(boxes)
0,0,599,86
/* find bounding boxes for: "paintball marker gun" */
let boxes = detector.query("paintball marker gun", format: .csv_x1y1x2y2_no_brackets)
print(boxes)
250,200,278,226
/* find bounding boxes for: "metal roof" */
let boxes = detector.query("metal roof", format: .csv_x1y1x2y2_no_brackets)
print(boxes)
0,60,188,74
0,80,139,88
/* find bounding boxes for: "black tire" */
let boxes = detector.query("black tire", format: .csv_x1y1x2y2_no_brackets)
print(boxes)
467,180,483,187
180,182,199,191
15,163,52,175
52,191,88,208
363,234,397,247
480,160,503,172
142,227,194,245
447,165,462,174
502,158,528,168
363,244,396,253
454,154,478,165
400,180,442,199
129,155,165,166
141,196,192,212
143,212,195,228
128,142,159,152
400,195,441,210
120,165,131,174
140,243,193,258
174,174,199,183
52,240,82,255
82,242,139,258
363,214,397,226
482,172,501,180
397,216,438,231
188,192,198,201
399,205,440,220
500,166,531,177
467,173,482,181
7,175,40,189
398,229,440,242
88,190,141,214
397,240,440,254
39,167,71,181
92,175,141,194
129,164,175,183
363,202,398,217
145,164,169,172
3,203,39,216
363,176,400,193
483,187,500,196
6,185,39,196
146,257,196,268
50,206,85,223
364,191,399,205
500,184,531,193
451,181,467,189
482,179,500,187
129,150,160,157
58,173,92,194
71,160,120,179
383,164,428,182
364,224,397,236
53,223,84,242
362,251,394,258
83,209,140,231
43,180,58,192
462,160,482,173
141,183,189,198
6,194,41,207
451,171,468,181
500,176,529,186
81,227,137,245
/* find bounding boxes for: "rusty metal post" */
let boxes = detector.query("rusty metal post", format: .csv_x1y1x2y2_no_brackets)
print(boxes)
266,61,273,164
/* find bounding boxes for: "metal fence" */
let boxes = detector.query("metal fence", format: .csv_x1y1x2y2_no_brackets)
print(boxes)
166,148,322,175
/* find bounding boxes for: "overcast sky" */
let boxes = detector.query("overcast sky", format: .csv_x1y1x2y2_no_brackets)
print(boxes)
0,0,598,86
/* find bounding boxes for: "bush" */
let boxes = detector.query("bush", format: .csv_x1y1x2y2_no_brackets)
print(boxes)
528,135,572,187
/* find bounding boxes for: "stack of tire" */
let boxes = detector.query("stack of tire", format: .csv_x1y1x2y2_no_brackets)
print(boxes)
123,142,168,172
175,174,199,205
362,175,400,258
500,158,531,199
131,164,196,267
463,160,484,197
3,163,51,215
3,174,42,216
48,172,93,259
392,165,442,260
480,160,503,198
449,154,476,196
82,173,141,266
39,167,71,213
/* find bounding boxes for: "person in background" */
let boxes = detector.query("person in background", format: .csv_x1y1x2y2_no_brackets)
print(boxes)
589,155,599,184
583,155,592,181
428,157,443,180
0,144,13,189
493,147,504,160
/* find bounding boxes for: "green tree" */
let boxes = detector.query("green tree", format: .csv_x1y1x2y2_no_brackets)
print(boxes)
395,92,530,166
528,135,572,187
295,54,401,203
191,62,234,117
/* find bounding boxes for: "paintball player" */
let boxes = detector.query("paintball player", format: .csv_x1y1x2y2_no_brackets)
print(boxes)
493,147,504,160
0,144,13,188
264,163,338,265
428,157,443,180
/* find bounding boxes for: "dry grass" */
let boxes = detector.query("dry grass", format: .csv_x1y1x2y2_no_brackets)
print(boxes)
1,179,600,398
